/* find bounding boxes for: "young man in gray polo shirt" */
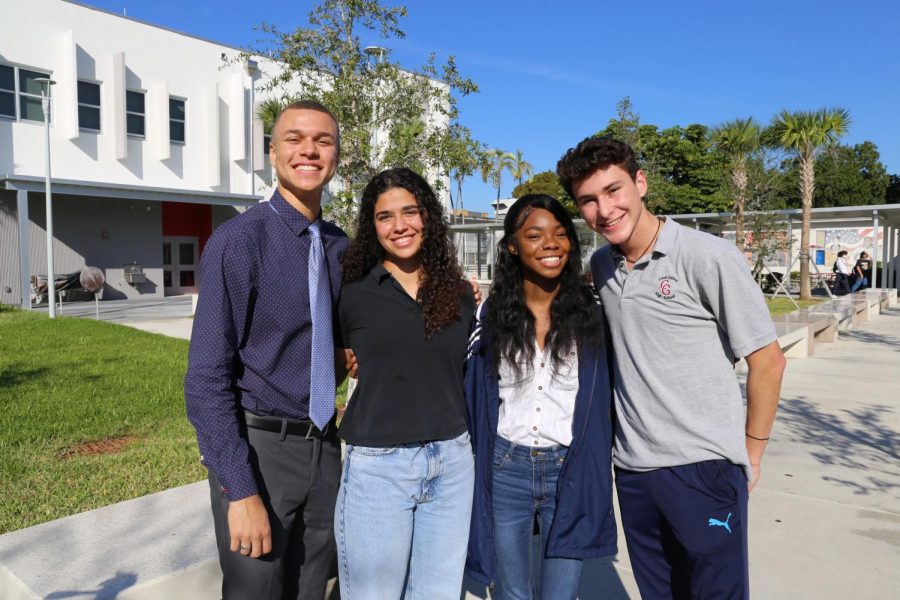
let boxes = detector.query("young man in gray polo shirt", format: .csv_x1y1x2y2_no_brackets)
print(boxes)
557,137,786,599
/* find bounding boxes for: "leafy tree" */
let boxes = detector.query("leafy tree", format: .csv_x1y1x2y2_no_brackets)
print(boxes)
445,126,485,221
768,108,851,300
511,171,577,215
772,142,890,208
597,101,727,215
743,153,792,282
251,0,480,231
712,118,761,251
509,149,534,187
887,174,900,203
812,142,889,207
480,148,516,212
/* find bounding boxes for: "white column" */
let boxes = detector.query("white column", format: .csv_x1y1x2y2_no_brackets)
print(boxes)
112,52,127,160
149,80,170,160
60,30,79,140
883,224,892,291
785,216,793,288
17,190,31,310
872,211,879,289
228,72,246,162
894,227,899,290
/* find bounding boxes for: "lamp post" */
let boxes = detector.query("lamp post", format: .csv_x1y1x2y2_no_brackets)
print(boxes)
363,46,387,168
35,77,57,318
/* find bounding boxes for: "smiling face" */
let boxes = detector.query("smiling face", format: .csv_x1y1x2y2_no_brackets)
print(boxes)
269,108,339,215
510,208,571,284
374,187,425,272
572,164,650,253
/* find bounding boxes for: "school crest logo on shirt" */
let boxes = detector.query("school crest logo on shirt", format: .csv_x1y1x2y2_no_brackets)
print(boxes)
656,275,677,300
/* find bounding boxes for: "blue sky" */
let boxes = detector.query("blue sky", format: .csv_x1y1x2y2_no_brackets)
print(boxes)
84,0,900,213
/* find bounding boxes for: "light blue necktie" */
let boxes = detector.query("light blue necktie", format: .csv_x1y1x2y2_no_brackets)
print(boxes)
307,221,335,429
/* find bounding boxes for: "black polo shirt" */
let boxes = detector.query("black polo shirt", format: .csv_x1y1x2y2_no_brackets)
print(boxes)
337,263,474,446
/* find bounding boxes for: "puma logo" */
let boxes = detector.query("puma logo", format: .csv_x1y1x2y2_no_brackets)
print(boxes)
708,512,732,534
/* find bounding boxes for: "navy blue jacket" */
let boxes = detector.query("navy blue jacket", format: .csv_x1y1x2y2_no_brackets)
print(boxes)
464,299,617,586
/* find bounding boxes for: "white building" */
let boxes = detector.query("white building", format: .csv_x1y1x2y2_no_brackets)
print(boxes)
1,0,452,308
0,0,283,306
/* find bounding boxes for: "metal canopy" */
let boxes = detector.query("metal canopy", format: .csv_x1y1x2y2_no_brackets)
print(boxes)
667,203,900,229
1,174,262,207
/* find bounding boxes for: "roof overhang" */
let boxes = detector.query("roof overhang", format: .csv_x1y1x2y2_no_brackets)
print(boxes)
668,203,900,229
1,174,262,207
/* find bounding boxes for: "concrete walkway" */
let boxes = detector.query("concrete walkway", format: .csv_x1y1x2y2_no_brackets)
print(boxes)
31,295,195,339
556,307,900,600
3,303,898,598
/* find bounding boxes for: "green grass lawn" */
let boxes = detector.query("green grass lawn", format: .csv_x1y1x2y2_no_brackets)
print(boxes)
765,297,822,315
0,309,203,533
0,309,349,534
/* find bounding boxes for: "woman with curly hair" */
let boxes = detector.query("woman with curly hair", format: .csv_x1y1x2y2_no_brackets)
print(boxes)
464,194,617,600
334,167,475,599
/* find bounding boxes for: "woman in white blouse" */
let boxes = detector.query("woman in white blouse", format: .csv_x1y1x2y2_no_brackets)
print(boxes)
464,194,616,600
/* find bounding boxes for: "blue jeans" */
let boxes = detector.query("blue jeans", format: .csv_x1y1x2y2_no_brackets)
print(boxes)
335,431,474,600
851,276,868,292
491,437,582,600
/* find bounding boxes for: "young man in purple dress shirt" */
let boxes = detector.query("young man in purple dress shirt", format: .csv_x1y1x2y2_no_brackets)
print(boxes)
185,100,348,599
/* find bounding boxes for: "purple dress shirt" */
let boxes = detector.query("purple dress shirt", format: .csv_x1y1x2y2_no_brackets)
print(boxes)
185,189,347,501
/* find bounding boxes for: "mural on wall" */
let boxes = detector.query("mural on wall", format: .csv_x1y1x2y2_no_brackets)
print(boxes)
725,227,883,270
816,227,880,267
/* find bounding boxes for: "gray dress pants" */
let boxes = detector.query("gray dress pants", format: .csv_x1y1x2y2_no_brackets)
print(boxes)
208,423,341,600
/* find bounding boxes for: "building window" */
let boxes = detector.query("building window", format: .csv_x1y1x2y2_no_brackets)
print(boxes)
263,133,271,162
78,81,101,132
169,97,185,144
0,65,14,118
19,68,51,122
126,90,145,137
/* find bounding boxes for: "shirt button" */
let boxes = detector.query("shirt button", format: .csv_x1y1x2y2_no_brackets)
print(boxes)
533,440,539,445
532,426,538,431
540,362,545,368
538,385,543,391
536,407,541,412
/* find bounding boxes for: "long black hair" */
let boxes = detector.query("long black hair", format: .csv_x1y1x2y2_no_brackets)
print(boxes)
342,167,466,337
487,194,602,374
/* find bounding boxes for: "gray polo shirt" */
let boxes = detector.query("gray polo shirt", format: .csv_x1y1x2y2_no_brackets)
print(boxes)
591,218,776,479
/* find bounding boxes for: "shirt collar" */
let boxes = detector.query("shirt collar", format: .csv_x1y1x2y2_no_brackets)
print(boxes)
370,263,393,284
609,215,677,264
268,189,317,236
653,216,678,256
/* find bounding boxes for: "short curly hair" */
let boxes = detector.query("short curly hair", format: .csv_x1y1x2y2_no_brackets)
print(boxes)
556,136,640,200
342,168,466,338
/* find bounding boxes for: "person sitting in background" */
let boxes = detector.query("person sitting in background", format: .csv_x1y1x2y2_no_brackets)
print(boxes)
851,251,872,292
833,250,852,295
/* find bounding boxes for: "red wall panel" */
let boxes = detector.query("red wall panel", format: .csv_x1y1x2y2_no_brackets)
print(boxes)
161,202,212,254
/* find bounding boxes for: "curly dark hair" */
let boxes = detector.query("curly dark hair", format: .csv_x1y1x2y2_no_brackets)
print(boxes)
487,194,603,375
342,167,466,338
556,136,640,200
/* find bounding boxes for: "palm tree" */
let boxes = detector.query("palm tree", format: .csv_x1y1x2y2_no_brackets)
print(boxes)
256,98,291,137
769,108,851,300
480,148,516,218
712,118,761,252
509,149,534,188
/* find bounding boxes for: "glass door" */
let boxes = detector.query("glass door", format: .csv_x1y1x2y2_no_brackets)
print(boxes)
162,236,199,295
